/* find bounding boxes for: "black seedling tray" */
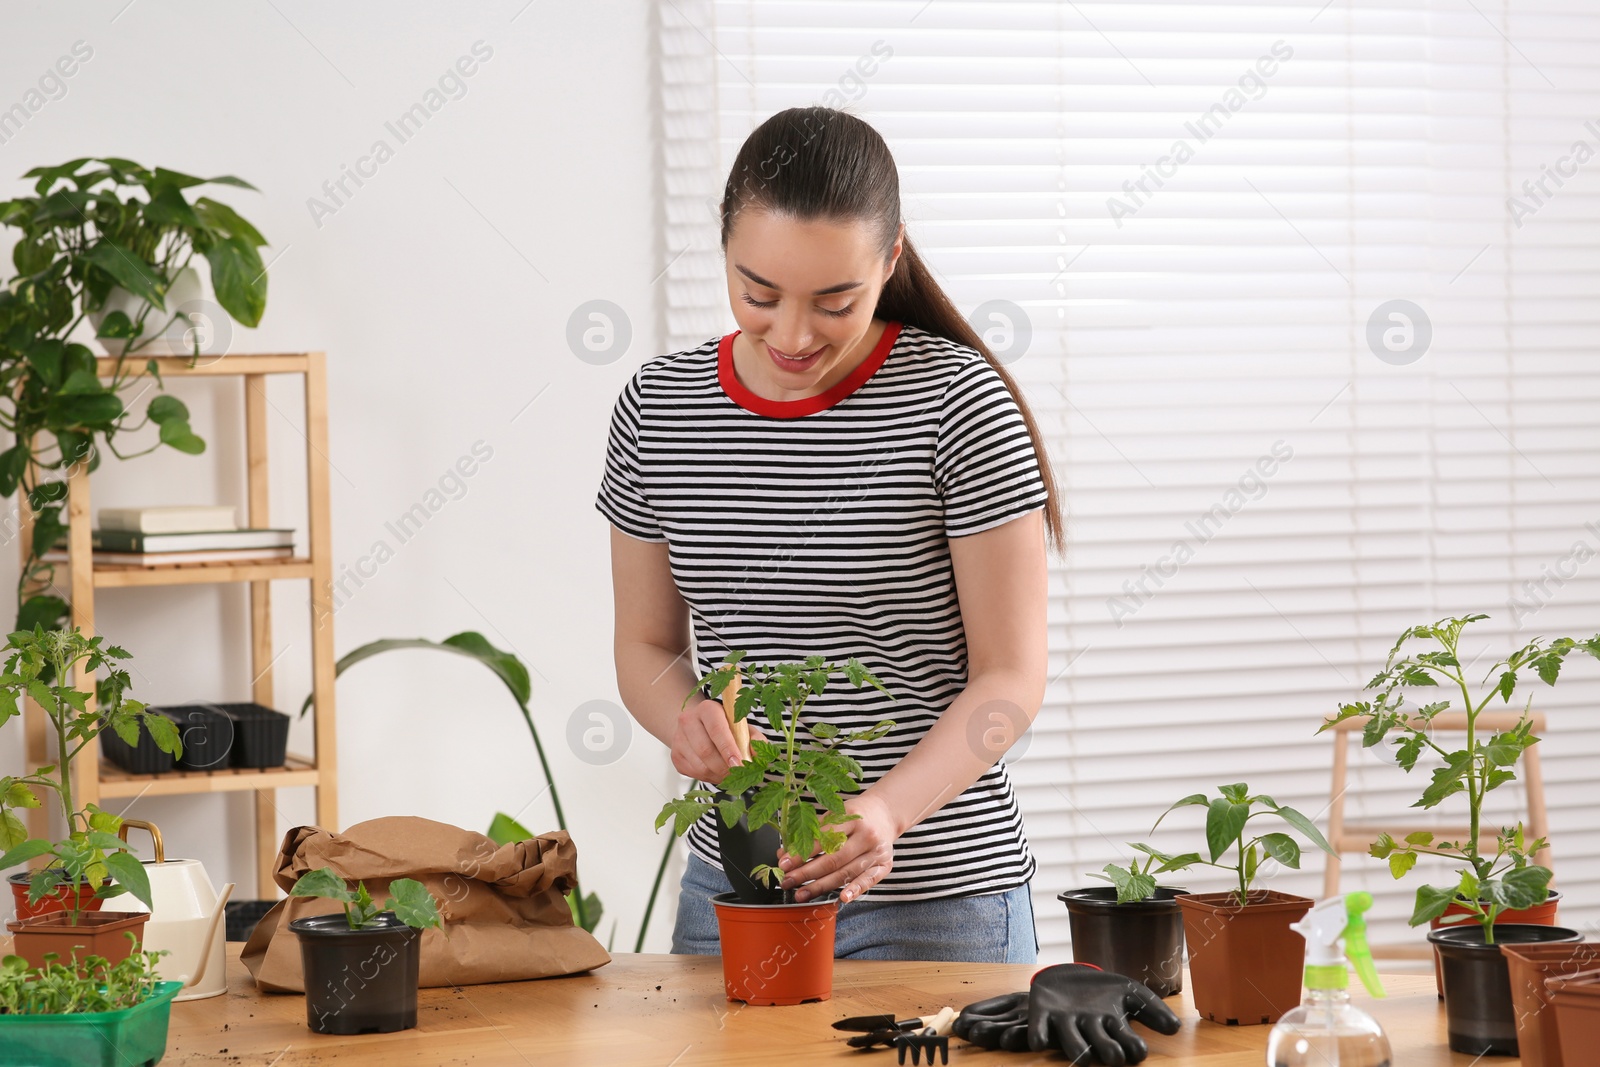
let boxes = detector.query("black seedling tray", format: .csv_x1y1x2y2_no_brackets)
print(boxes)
218,702,291,768
152,704,237,771
99,712,179,775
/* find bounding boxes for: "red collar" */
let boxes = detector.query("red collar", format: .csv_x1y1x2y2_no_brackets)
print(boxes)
718,321,902,418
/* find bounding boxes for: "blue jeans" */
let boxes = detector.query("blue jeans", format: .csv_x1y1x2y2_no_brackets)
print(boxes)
671,854,1038,963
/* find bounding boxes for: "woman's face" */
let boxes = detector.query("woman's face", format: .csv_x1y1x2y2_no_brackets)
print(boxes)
723,209,901,393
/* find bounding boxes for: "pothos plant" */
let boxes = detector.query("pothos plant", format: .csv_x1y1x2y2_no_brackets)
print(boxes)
288,867,444,933
1321,614,1600,942
1,157,271,631
656,651,894,901
0,627,180,920
1105,783,1335,908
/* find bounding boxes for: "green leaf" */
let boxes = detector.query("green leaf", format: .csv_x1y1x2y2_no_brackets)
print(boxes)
303,633,530,717
86,240,166,311
146,394,189,424
0,837,56,870
95,309,140,340
1496,670,1516,703
25,338,65,386
142,185,203,229
746,780,786,829
1273,805,1335,856
1205,798,1250,863
809,721,839,739
1395,733,1426,771
486,812,534,846
781,801,822,860
1404,830,1434,846
0,811,29,852
385,878,443,930
141,711,182,757
1410,883,1458,926
289,866,356,905
157,418,206,454
102,849,152,910
206,234,267,328
1497,865,1551,911
1260,832,1301,869
716,797,744,828
193,197,267,246
1389,851,1418,879
718,760,770,796
1534,653,1563,686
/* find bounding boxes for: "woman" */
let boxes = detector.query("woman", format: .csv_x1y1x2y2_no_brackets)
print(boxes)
596,106,1063,963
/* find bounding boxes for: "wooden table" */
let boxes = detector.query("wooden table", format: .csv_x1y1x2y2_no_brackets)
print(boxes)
143,946,1502,1065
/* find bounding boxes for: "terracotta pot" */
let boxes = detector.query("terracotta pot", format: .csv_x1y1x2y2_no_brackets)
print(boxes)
1176,889,1311,1026
1502,940,1600,1067
1547,967,1600,1067
712,891,838,1005
1430,889,1562,996
5,910,149,971
1428,923,1583,1056
1059,886,1188,997
7,870,109,922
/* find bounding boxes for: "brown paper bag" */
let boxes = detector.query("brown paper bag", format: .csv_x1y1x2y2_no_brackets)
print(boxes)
242,816,611,991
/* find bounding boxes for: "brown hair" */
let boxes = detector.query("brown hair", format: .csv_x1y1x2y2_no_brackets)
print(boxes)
719,106,1064,553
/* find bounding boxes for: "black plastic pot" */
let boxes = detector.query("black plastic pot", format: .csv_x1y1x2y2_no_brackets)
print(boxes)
1059,886,1188,997
153,703,236,770
714,788,783,905
219,702,291,768
1427,923,1583,1056
290,913,422,1035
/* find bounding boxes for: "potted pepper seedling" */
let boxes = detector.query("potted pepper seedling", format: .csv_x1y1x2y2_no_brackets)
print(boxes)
1125,783,1335,1026
1322,614,1596,1054
1059,844,1197,998
0,628,179,969
286,866,444,1035
656,651,892,1005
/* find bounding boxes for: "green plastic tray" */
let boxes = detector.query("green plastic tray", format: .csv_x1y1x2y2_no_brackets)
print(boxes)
0,980,181,1066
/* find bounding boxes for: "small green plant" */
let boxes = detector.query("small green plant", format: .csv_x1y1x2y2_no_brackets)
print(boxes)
1321,614,1600,942
288,866,444,932
0,937,165,1014
1110,783,1334,908
0,628,179,921
1092,844,1201,904
655,652,894,897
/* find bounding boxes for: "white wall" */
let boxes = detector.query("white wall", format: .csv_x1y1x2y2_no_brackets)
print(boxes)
0,1,682,950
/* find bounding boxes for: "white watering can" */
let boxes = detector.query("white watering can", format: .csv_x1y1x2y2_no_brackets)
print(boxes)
118,819,236,1001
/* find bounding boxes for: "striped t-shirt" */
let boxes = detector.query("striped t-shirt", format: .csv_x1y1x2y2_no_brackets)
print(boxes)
595,321,1047,899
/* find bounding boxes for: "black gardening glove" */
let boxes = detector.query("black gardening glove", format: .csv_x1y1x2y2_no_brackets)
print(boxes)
954,991,1030,1052
1026,964,1182,1066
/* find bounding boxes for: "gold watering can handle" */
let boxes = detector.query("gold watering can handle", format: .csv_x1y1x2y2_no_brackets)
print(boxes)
118,818,164,863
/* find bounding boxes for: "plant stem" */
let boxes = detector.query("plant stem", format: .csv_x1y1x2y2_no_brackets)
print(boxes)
633,831,677,953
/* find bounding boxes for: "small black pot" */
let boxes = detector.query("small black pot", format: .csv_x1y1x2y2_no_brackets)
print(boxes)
1427,923,1583,1056
713,788,783,905
1059,886,1188,997
290,913,422,1035
219,702,291,768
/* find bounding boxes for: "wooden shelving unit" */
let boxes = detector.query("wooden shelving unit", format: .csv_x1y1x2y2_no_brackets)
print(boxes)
18,352,338,899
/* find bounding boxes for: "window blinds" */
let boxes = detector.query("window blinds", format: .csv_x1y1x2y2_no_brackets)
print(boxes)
656,0,1600,957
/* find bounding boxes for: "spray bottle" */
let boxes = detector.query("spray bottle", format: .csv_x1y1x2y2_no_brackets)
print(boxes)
1265,892,1393,1067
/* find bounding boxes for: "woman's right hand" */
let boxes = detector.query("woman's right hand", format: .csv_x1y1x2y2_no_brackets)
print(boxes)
672,697,755,785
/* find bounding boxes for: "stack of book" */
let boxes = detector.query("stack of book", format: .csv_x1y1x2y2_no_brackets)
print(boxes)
50,505,296,566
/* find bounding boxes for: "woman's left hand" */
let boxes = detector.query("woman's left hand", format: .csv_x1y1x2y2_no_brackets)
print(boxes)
778,792,898,904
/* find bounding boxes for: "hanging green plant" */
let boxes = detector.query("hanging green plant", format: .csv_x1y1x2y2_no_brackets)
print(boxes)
0,157,271,630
